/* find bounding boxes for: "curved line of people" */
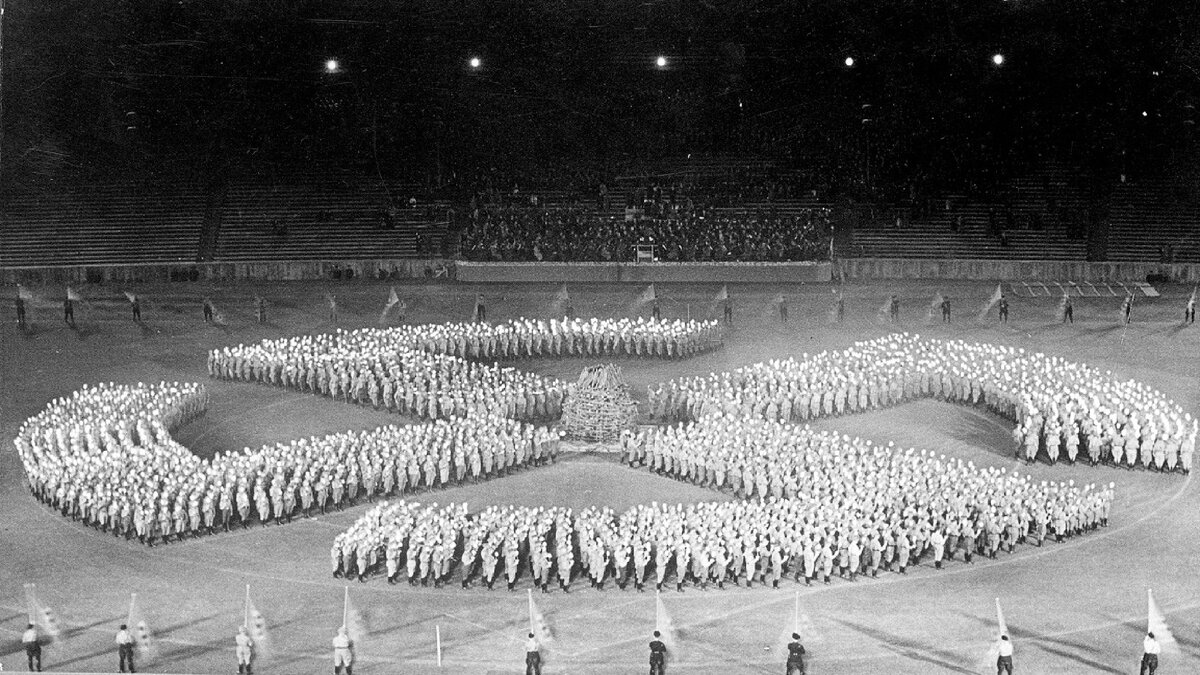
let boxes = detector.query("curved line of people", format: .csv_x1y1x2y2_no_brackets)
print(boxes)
333,413,1112,591
648,332,1196,472
208,330,567,424
13,381,562,545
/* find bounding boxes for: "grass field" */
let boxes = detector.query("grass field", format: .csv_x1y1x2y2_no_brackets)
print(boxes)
0,278,1197,674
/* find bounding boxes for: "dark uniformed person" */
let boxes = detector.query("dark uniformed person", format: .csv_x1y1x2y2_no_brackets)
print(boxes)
256,296,267,324
1063,295,1074,323
564,300,575,319
889,295,900,323
115,623,136,673
835,294,845,323
524,632,542,675
1185,294,1195,324
649,630,667,675
23,623,43,672
203,298,214,323
778,296,789,323
64,296,75,327
997,296,1009,323
786,632,806,675
131,295,141,322
940,297,951,323
654,300,663,322
475,294,487,322
1122,295,1133,325
16,294,27,329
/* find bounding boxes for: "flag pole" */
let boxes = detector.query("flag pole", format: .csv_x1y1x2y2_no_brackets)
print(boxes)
527,589,534,632
435,625,443,667
342,586,349,629
794,591,800,634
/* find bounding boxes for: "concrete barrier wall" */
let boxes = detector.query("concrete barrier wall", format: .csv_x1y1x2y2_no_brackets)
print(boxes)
1,259,453,286
837,258,1200,283
6,257,1196,287
455,261,833,284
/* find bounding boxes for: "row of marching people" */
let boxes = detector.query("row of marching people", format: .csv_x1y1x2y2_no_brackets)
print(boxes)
648,332,1195,472
13,380,563,545
333,413,1111,592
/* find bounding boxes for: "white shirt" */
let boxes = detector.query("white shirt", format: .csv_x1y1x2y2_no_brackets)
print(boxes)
1144,636,1161,655
115,629,133,646
526,637,540,653
333,634,351,651
997,639,1014,657
23,628,38,645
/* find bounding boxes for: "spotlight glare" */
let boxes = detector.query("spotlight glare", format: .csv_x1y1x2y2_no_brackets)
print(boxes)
469,57,481,69
844,56,855,67
325,59,339,73
992,53,1004,66
655,55,667,68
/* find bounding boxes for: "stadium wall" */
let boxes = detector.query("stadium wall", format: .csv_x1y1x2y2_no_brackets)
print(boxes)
454,261,833,284
0,259,451,286
837,258,1200,283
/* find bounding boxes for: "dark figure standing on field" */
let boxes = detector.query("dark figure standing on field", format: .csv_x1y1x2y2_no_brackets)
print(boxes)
785,632,806,675
779,297,789,323
941,297,951,323
997,296,1009,323
23,623,43,671
256,296,267,324
1185,294,1195,324
1122,295,1133,325
16,295,27,329
524,633,542,675
203,298,214,323
889,295,900,323
131,295,141,322
649,630,668,675
722,298,732,326
1063,296,1074,323
63,297,75,327
116,623,136,673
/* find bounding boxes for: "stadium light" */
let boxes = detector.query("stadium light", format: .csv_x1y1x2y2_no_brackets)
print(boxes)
992,53,1004,66
469,56,482,69
325,59,340,73
655,55,668,68
844,56,855,68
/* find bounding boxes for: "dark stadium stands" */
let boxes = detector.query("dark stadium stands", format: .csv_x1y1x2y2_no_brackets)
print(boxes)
0,179,206,267
1108,178,1200,263
213,175,449,262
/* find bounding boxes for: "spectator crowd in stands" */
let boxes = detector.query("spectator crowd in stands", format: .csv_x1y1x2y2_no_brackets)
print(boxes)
459,206,832,263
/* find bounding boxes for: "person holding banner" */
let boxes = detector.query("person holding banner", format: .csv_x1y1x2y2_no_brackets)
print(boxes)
785,632,806,675
995,634,1013,675
524,632,542,675
332,625,354,675
116,623,136,673
1141,632,1160,675
235,625,254,675
649,630,668,675
23,623,43,671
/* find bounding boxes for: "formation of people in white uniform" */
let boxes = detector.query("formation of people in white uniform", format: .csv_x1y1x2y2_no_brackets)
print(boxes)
208,329,567,424
648,333,1195,472
335,413,1114,590
13,381,562,545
